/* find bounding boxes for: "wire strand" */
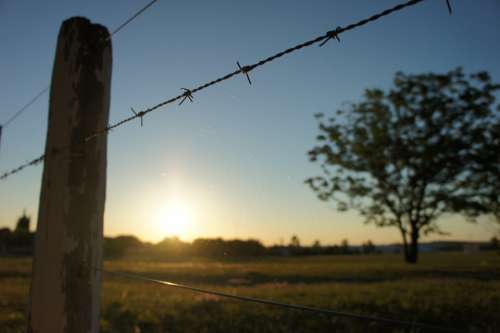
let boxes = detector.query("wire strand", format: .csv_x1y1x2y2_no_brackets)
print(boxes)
0,0,426,181
0,154,45,180
108,0,160,39
100,268,463,333
1,86,49,128
0,0,159,129
99,0,426,135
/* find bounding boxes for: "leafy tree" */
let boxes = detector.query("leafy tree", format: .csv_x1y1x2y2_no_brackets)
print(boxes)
289,235,301,255
103,235,142,259
340,239,350,254
490,236,499,250
155,236,190,257
289,235,301,247
312,239,323,255
15,212,30,234
306,68,500,263
362,240,376,254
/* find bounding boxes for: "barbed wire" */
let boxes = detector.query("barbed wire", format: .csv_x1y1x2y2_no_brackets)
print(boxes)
0,0,430,181
88,0,428,139
107,0,160,39
99,268,463,332
0,0,160,131
1,86,49,129
0,154,45,180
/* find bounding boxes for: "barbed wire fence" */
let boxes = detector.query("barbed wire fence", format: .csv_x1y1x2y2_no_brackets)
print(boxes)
1,0,462,331
0,0,439,181
0,0,160,150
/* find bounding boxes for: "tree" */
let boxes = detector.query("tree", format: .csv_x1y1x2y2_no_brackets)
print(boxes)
15,211,30,234
312,239,322,255
289,235,301,255
289,235,301,248
490,236,499,251
306,68,500,263
103,235,142,259
362,240,376,254
340,239,350,254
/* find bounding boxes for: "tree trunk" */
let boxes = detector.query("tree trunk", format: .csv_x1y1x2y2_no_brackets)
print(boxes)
404,226,419,264
399,227,410,262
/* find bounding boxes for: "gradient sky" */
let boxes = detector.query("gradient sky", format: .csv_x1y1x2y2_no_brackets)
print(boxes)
1,0,499,245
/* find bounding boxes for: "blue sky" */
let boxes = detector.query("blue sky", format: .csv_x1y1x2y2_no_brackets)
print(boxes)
0,0,499,245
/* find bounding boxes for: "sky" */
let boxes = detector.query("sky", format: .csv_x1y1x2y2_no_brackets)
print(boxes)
0,0,499,245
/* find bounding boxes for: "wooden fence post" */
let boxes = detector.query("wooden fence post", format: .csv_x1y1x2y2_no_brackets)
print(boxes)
28,17,112,333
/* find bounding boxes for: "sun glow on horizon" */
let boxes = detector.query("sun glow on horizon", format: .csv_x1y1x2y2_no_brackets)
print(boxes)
154,200,194,240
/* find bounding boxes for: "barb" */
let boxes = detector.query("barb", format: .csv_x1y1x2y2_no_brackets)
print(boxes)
108,0,160,39
99,268,462,332
319,26,341,47
445,0,452,15
130,107,144,126
1,86,49,128
179,88,194,105
0,0,427,181
237,61,253,85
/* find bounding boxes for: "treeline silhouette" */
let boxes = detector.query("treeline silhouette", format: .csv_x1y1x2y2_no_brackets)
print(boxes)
2,214,498,259
2,214,379,259
0,222,378,259
103,235,379,260
102,236,500,259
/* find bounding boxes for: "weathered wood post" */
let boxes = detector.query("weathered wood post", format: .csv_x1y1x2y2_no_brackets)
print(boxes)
28,17,111,333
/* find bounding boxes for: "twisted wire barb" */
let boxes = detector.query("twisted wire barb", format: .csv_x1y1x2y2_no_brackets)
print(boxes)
0,0,427,180
445,0,453,14
99,268,463,333
179,88,194,105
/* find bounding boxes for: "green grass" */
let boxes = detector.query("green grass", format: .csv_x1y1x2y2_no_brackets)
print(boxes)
1,253,499,332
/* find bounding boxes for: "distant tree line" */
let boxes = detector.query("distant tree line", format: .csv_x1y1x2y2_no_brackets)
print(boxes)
102,235,381,260
1,214,498,259
102,235,500,259
0,218,381,259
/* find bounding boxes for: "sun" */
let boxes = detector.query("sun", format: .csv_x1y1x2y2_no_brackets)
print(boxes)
154,201,193,239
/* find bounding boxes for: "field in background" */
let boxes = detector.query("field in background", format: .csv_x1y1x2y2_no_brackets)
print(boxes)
1,252,499,332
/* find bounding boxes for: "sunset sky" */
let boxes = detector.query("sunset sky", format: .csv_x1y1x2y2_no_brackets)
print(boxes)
0,0,499,245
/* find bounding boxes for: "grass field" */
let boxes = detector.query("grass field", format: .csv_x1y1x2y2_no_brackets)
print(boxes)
1,252,499,332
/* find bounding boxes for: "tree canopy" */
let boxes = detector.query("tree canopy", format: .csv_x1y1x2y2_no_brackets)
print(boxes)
306,68,500,263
